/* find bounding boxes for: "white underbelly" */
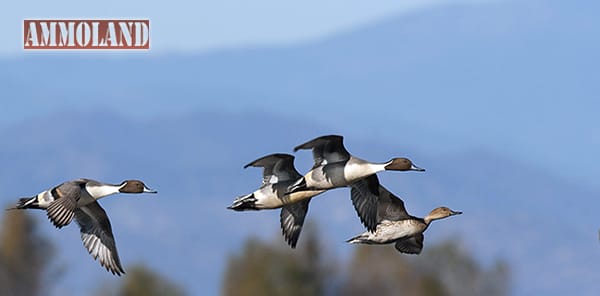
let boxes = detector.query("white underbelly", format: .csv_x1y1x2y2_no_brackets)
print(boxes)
36,190,55,208
370,220,422,243
285,190,324,204
253,189,283,209
254,188,324,209
304,170,331,188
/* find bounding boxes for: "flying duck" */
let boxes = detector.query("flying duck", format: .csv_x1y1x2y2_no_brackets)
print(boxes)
8,178,157,275
287,135,425,230
346,175,461,254
228,154,324,248
288,135,424,194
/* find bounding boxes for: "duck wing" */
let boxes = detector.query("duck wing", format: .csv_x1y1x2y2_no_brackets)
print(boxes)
279,199,311,248
349,174,381,232
46,180,86,228
394,233,424,254
376,184,412,222
294,135,350,169
245,153,301,185
350,174,413,231
74,201,125,276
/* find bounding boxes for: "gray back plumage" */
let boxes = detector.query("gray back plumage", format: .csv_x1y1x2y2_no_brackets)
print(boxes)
46,179,88,228
245,153,302,185
294,135,351,169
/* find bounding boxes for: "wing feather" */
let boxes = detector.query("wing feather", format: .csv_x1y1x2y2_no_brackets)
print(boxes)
74,201,125,276
349,175,381,232
394,234,424,254
376,185,411,222
245,153,301,184
46,182,83,228
279,199,311,248
294,135,350,168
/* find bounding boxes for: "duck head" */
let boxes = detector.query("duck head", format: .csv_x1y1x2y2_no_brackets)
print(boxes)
119,180,157,194
424,207,462,224
384,157,425,172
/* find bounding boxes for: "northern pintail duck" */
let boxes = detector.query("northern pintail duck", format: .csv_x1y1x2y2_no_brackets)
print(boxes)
346,175,461,254
228,154,324,248
288,135,424,193
9,178,157,275
287,135,425,230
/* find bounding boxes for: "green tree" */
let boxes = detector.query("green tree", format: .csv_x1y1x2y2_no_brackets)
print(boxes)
416,240,510,296
340,245,440,296
221,222,334,296
341,239,510,296
119,264,186,296
0,210,56,296
222,224,510,296
97,263,186,296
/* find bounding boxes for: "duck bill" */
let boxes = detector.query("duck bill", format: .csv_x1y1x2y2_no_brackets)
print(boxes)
410,164,426,172
451,210,463,215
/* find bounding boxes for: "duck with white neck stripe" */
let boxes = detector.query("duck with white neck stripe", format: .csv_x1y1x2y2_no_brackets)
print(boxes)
8,178,157,275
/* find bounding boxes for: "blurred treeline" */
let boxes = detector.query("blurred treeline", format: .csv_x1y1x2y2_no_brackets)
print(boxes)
222,223,510,296
0,211,185,296
0,211,510,296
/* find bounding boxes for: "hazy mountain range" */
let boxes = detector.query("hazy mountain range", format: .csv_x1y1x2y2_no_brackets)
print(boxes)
1,0,598,295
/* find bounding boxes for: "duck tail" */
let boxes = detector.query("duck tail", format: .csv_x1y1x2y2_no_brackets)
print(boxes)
7,196,39,210
227,193,258,211
286,177,307,195
346,232,369,244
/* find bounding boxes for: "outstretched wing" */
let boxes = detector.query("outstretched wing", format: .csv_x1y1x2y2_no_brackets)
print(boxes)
394,234,424,254
349,174,381,232
74,201,125,276
279,199,311,248
376,184,411,222
245,153,301,184
46,180,85,228
293,135,350,169
350,174,412,232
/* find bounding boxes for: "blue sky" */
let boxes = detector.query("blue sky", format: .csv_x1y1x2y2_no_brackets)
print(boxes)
2,0,493,55
2,0,600,190
2,0,598,189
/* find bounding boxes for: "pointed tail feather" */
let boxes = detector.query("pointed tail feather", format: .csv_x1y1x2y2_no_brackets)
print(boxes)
7,196,39,210
227,193,258,211
346,233,369,244
286,178,307,195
